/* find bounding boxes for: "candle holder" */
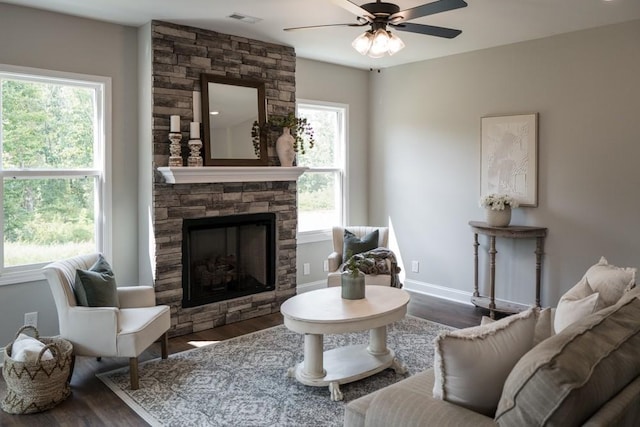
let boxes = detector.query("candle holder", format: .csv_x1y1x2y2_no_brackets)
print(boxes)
188,139,203,167
168,132,183,167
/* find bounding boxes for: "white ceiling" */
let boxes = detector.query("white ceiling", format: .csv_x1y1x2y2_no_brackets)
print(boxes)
4,0,640,69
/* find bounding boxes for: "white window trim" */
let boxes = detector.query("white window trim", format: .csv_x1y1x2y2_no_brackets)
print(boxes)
0,64,112,286
296,100,348,242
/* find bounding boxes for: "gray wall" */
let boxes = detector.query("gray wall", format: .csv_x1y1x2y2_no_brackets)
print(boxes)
138,22,154,284
369,19,640,306
0,4,139,345
295,58,370,286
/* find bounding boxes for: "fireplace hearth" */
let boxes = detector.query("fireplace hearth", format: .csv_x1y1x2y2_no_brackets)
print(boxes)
182,213,276,308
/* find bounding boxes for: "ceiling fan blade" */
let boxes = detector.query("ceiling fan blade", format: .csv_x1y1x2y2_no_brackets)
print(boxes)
391,0,468,22
392,22,462,39
284,22,367,31
331,0,375,20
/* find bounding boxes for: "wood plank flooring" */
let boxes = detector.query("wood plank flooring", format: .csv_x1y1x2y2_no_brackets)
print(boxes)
0,292,485,426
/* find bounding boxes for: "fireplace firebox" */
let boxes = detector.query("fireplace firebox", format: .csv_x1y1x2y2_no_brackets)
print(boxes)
182,213,276,308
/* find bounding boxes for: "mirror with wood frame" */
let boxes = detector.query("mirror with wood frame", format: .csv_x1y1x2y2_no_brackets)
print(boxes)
200,74,267,166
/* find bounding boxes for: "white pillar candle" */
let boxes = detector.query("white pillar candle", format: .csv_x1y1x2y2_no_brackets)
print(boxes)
193,91,202,123
190,122,200,139
170,115,180,132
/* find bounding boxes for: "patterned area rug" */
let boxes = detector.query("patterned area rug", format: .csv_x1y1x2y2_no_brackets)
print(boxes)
97,316,453,427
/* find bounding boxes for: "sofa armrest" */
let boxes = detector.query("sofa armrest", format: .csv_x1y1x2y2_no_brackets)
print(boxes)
328,252,342,272
117,286,156,308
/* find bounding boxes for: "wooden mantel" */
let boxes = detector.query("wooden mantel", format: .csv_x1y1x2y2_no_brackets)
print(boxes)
157,166,308,184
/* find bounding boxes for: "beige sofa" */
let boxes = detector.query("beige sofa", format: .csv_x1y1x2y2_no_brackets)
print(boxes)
345,292,640,427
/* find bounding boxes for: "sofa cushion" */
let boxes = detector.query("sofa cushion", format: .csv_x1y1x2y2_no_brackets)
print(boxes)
533,307,554,344
495,296,640,426
73,254,119,307
433,307,536,416
343,229,379,258
554,277,603,333
483,307,554,345
583,256,636,307
354,369,496,427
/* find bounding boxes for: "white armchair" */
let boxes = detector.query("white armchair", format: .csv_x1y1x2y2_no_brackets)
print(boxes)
42,253,170,390
327,226,395,287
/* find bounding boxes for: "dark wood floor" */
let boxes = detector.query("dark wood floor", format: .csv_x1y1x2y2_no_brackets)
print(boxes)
0,292,485,426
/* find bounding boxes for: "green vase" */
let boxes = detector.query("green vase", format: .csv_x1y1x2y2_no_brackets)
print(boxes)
341,270,365,299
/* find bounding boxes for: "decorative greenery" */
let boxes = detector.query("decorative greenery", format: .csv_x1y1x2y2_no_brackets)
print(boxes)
251,112,316,156
344,251,364,278
479,193,519,211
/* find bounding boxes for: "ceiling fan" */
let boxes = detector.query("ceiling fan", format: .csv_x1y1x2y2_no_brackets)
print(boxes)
284,0,468,58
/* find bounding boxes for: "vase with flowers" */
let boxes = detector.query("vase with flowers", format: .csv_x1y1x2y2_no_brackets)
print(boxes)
251,112,315,167
479,193,519,227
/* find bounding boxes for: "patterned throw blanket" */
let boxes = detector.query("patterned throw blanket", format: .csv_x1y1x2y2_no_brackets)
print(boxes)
342,247,403,288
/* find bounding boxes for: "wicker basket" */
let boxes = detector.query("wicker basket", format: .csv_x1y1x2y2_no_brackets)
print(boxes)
1,325,73,414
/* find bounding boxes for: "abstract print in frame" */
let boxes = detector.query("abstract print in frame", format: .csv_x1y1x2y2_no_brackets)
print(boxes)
480,113,538,207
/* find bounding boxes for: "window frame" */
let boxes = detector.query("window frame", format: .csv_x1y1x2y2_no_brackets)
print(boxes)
0,64,112,285
296,100,348,244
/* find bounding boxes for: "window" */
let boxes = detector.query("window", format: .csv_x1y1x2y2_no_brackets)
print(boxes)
0,65,110,282
296,101,347,239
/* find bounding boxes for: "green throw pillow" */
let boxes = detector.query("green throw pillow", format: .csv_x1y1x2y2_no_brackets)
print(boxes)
343,229,379,259
73,255,119,307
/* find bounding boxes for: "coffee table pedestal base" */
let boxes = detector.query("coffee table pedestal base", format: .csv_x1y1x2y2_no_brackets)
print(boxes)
287,337,406,401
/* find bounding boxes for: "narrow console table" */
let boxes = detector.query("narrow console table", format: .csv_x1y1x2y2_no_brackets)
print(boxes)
469,221,547,318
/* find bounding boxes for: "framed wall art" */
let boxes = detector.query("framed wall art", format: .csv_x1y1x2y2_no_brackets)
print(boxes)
480,113,538,207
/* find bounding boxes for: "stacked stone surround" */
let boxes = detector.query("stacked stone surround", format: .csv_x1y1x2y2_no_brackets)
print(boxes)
150,21,298,336
151,20,296,168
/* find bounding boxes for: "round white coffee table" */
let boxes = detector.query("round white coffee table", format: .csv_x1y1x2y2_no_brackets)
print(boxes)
280,286,410,401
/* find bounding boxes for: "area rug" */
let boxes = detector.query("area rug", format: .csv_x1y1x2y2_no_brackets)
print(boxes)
97,316,453,427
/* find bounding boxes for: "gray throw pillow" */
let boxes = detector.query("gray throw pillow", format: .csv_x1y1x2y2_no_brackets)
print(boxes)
73,255,119,307
343,229,379,259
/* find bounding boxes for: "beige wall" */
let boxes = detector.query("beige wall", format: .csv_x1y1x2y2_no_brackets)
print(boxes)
369,19,640,306
0,3,139,344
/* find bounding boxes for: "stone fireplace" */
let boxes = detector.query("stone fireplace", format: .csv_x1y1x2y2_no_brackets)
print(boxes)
150,21,300,337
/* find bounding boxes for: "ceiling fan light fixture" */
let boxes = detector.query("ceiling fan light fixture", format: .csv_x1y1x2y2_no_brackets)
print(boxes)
387,32,405,55
367,48,387,59
352,31,374,55
352,26,405,58
370,28,391,52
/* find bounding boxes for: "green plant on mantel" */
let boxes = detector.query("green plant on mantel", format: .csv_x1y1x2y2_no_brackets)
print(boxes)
251,112,316,156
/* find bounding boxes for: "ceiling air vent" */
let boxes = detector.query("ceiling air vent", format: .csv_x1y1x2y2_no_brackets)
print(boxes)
227,13,262,24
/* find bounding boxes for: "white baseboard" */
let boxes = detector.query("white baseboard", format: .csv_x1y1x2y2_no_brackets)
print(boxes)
296,278,527,312
403,279,475,306
296,280,327,293
403,279,530,311
296,278,475,303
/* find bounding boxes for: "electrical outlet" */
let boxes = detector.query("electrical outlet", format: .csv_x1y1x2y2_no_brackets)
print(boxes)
411,261,420,273
303,263,310,275
24,312,38,328
323,260,329,272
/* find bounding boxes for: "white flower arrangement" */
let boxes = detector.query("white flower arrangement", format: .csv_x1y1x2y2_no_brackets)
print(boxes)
479,193,519,211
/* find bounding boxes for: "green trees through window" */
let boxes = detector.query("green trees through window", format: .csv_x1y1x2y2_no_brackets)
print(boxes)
297,103,345,233
1,72,102,269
